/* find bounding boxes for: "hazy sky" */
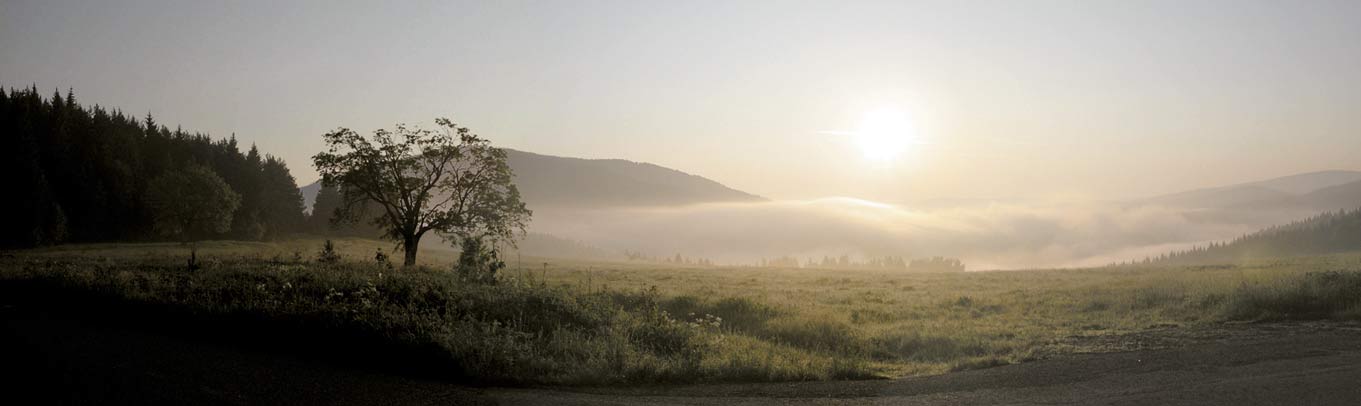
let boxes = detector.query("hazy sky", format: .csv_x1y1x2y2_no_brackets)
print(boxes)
4,0,1360,203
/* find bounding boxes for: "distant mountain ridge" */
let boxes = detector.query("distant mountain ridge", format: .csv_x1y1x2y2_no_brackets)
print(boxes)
300,148,763,213
1299,179,1361,210
1143,170,1361,210
504,149,762,208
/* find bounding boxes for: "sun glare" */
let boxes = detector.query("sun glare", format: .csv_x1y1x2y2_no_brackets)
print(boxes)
855,108,915,163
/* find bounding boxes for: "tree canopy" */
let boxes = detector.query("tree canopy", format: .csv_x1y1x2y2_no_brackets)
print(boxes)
1147,208,1361,265
145,165,241,242
0,86,308,247
312,118,531,266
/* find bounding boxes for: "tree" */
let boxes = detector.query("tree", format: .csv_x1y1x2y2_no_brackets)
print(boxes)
144,165,241,268
455,235,503,284
0,87,306,246
308,183,343,233
255,155,306,239
307,182,384,238
312,118,531,267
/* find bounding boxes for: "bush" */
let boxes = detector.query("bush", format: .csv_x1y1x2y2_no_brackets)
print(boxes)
317,240,340,264
455,237,502,285
1225,270,1361,321
660,295,781,334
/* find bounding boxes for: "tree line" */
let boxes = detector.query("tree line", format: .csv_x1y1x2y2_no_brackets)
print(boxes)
1133,207,1361,266
623,250,717,266
620,250,967,271
799,255,964,271
0,86,306,247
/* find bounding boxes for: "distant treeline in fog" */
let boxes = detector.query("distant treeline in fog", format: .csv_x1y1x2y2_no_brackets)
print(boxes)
0,87,307,247
1132,208,1361,266
772,255,964,271
625,249,966,271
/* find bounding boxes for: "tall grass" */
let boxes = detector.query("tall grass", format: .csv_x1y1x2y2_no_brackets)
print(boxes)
0,256,872,384
4,242,1361,384
1224,270,1361,320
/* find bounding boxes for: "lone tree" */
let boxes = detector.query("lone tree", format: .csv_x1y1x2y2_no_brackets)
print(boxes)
144,165,242,269
312,118,531,267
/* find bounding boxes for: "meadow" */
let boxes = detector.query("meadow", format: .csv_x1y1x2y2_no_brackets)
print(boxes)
4,238,1361,385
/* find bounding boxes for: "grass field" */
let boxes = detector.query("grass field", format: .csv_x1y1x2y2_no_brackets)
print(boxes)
5,238,1361,384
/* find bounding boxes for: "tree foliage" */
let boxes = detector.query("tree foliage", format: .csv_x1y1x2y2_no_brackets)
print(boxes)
307,182,386,238
144,165,242,242
312,118,531,266
0,86,307,247
1145,207,1361,265
455,236,504,284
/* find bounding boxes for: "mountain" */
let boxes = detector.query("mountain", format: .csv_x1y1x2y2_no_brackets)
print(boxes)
1144,170,1361,209
1298,179,1361,211
1145,185,1295,209
299,181,322,214
510,232,622,261
299,149,763,213
503,149,762,208
1238,170,1361,195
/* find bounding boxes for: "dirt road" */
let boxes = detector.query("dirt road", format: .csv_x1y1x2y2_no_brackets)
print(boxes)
4,303,1360,405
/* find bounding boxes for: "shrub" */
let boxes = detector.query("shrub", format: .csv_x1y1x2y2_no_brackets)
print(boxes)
455,236,502,285
374,248,390,267
660,295,780,334
317,240,340,264
1225,270,1361,321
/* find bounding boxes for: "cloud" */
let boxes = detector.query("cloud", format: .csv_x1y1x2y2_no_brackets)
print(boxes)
528,198,1277,270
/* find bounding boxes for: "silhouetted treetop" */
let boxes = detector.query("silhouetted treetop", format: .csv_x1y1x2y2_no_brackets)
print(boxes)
0,86,307,247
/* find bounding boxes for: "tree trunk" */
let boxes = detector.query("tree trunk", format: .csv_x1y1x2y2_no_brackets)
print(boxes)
402,234,419,267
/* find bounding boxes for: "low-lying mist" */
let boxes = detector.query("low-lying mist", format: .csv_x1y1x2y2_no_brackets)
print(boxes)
529,198,1317,270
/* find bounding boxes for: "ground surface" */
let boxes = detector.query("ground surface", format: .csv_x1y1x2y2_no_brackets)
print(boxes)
15,242,1361,380
5,302,1361,406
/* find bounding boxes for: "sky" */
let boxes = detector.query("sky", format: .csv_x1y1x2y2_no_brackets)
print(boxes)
4,0,1361,204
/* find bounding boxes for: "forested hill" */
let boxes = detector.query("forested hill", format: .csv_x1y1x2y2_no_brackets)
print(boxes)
1146,208,1361,265
0,86,306,247
300,149,763,212
502,149,763,208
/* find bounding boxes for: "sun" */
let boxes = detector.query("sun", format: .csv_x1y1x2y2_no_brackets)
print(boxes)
854,108,915,163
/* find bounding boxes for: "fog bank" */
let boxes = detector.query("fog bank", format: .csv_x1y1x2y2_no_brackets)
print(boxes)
529,198,1313,269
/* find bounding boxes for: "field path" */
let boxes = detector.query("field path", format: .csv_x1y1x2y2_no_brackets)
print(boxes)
4,302,1361,405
